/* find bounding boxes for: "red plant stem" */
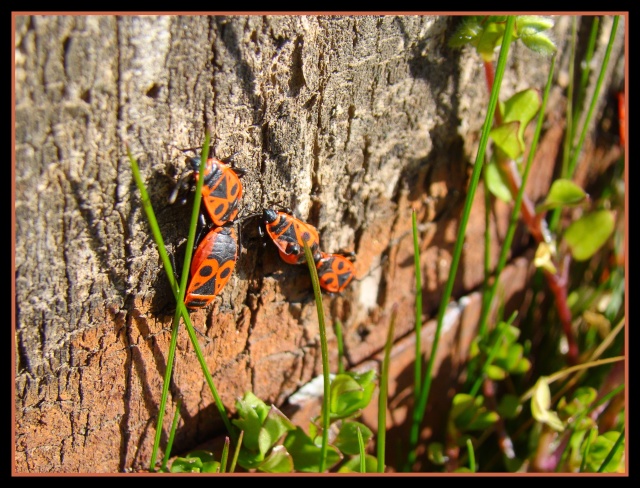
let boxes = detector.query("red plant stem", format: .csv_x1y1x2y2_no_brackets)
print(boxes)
484,60,579,365
484,60,496,102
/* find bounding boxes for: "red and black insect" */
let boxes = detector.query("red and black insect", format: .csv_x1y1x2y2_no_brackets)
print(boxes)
262,208,321,265
314,251,356,293
170,153,245,227
184,225,239,310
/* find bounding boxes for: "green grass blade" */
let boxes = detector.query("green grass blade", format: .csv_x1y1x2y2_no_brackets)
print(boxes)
567,16,619,178
561,17,578,180
466,438,476,473
127,137,232,470
597,427,625,473
357,427,365,473
126,144,179,294
579,428,595,473
177,132,210,307
160,398,183,472
571,16,600,145
219,437,230,473
334,320,345,374
229,430,244,473
127,145,185,470
377,305,396,473
404,15,517,471
303,241,330,472
412,210,423,400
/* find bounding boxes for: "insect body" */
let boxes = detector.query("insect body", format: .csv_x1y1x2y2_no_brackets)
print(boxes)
191,156,245,226
184,225,238,310
314,251,356,293
170,154,245,227
262,209,320,265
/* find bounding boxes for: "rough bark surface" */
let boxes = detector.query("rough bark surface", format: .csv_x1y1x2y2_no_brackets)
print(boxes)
14,14,624,473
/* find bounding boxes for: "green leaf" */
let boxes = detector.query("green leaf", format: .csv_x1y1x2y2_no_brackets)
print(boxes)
503,455,525,472
558,387,597,418
497,394,522,419
200,461,221,473
451,394,497,432
502,324,520,343
233,392,271,453
520,33,557,56
484,158,513,202
536,179,588,213
337,454,378,473
503,89,541,126
283,427,342,472
232,412,262,452
486,364,507,380
512,357,531,374
503,342,524,371
258,405,296,457
515,16,556,55
170,450,222,472
427,442,448,465
585,431,625,473
468,411,499,430
564,210,615,261
490,120,523,160
334,421,373,456
494,89,542,159
170,456,204,473
516,15,554,34
236,392,270,422
449,17,484,48
236,448,265,470
330,371,376,419
330,375,363,418
476,21,506,60
451,394,477,429
256,445,294,473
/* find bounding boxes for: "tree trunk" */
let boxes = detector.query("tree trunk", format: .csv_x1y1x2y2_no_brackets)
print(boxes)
14,14,625,473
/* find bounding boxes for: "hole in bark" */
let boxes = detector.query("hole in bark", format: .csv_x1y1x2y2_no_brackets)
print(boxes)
146,84,161,99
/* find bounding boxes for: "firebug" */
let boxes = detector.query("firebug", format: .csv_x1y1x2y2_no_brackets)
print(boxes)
184,225,239,310
262,208,320,265
314,251,356,293
170,153,245,227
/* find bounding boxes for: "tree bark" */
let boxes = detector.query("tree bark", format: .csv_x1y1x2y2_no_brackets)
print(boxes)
14,14,625,473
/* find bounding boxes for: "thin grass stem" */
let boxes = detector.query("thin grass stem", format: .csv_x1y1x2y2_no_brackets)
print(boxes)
466,438,476,473
127,136,232,470
357,427,365,473
411,210,422,401
567,16,619,178
334,321,345,375
303,241,330,472
229,430,244,473
219,437,230,473
160,398,183,472
377,305,396,473
597,427,624,473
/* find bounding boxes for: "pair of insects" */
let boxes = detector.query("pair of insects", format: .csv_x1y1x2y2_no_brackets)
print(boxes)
174,152,356,310
261,208,356,294
171,154,244,310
